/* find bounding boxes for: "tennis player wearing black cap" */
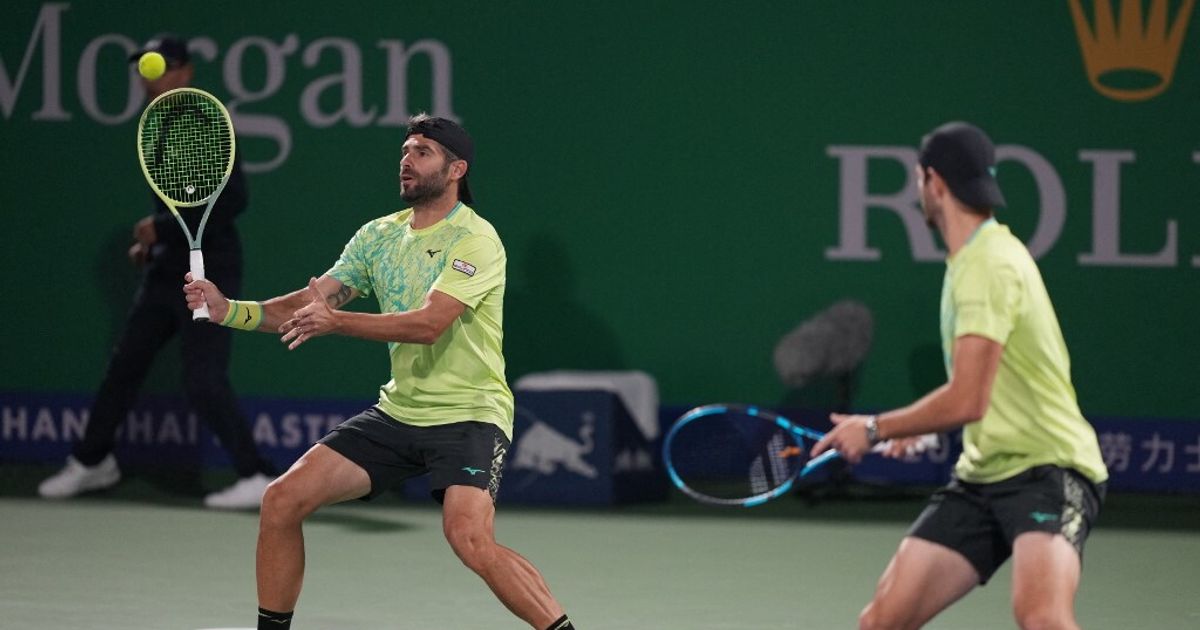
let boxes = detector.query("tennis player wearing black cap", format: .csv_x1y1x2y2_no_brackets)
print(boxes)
184,114,576,630
812,122,1107,630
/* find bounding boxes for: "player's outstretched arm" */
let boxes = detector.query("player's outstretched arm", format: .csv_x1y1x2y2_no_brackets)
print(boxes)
811,334,1003,462
279,281,464,350
259,275,356,333
184,273,357,333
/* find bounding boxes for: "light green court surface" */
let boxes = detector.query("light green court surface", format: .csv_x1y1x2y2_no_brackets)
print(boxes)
2,481,1198,629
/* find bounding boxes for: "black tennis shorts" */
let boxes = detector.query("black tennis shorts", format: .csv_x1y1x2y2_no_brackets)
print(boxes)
318,406,509,503
908,465,1105,584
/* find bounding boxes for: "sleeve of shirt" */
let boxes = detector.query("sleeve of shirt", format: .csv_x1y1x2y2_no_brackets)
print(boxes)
325,223,374,297
953,256,1023,345
432,234,504,309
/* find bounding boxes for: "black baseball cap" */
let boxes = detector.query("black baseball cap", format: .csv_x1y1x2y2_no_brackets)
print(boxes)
127,34,190,66
406,116,475,204
918,121,1006,209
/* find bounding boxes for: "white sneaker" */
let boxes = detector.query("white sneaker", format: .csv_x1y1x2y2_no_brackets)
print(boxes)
204,473,273,510
38,455,121,499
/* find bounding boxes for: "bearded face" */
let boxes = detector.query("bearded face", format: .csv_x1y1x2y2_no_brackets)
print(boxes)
400,159,452,204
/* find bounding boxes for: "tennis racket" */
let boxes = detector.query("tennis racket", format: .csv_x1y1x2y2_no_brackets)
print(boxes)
662,404,939,507
136,87,236,321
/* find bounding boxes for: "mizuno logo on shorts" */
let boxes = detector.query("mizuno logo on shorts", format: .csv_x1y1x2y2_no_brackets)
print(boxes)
1030,511,1059,523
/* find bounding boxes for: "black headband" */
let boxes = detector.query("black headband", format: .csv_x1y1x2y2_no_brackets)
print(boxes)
406,117,474,166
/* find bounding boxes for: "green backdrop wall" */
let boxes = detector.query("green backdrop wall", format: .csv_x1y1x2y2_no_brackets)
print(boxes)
3,1,1197,419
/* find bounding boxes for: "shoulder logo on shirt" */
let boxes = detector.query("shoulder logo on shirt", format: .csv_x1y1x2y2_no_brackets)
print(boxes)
452,259,477,277
426,248,442,257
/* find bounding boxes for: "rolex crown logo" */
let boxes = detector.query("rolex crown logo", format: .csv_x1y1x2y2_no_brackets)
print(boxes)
1069,0,1195,102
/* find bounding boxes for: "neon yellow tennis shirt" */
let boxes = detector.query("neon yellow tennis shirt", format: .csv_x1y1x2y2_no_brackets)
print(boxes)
327,203,514,438
941,219,1107,485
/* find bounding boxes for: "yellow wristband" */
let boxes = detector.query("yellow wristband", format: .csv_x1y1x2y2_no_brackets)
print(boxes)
220,300,263,331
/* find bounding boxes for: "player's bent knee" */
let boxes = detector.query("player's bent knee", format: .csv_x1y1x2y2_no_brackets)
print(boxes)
443,524,496,572
259,479,315,528
1012,585,1075,630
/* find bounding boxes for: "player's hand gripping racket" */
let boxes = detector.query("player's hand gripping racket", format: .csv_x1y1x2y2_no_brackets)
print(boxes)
662,404,938,507
136,87,235,321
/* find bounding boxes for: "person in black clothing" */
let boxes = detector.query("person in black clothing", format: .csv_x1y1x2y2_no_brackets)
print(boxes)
38,35,274,509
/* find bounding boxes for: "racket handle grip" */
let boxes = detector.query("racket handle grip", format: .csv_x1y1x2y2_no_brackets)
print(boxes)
870,433,941,455
800,448,842,475
189,249,210,322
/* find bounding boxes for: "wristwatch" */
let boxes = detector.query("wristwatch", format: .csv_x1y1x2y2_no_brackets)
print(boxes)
864,415,881,446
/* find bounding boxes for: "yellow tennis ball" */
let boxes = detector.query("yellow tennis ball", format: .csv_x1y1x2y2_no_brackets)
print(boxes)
138,52,166,80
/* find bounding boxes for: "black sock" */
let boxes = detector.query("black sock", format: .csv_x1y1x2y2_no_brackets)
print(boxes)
258,607,293,629
544,614,575,630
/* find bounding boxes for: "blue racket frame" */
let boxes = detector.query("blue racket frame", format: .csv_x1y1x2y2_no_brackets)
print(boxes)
662,403,848,507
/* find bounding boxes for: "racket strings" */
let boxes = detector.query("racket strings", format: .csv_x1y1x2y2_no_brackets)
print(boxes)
766,432,794,485
668,412,807,501
749,432,793,494
139,91,233,205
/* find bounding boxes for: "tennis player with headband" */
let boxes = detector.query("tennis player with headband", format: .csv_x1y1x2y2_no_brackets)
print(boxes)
185,115,576,630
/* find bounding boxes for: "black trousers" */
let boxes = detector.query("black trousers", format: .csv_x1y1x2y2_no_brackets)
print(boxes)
74,265,272,478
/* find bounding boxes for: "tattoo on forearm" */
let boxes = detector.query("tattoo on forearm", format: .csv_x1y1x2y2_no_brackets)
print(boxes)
326,285,353,308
